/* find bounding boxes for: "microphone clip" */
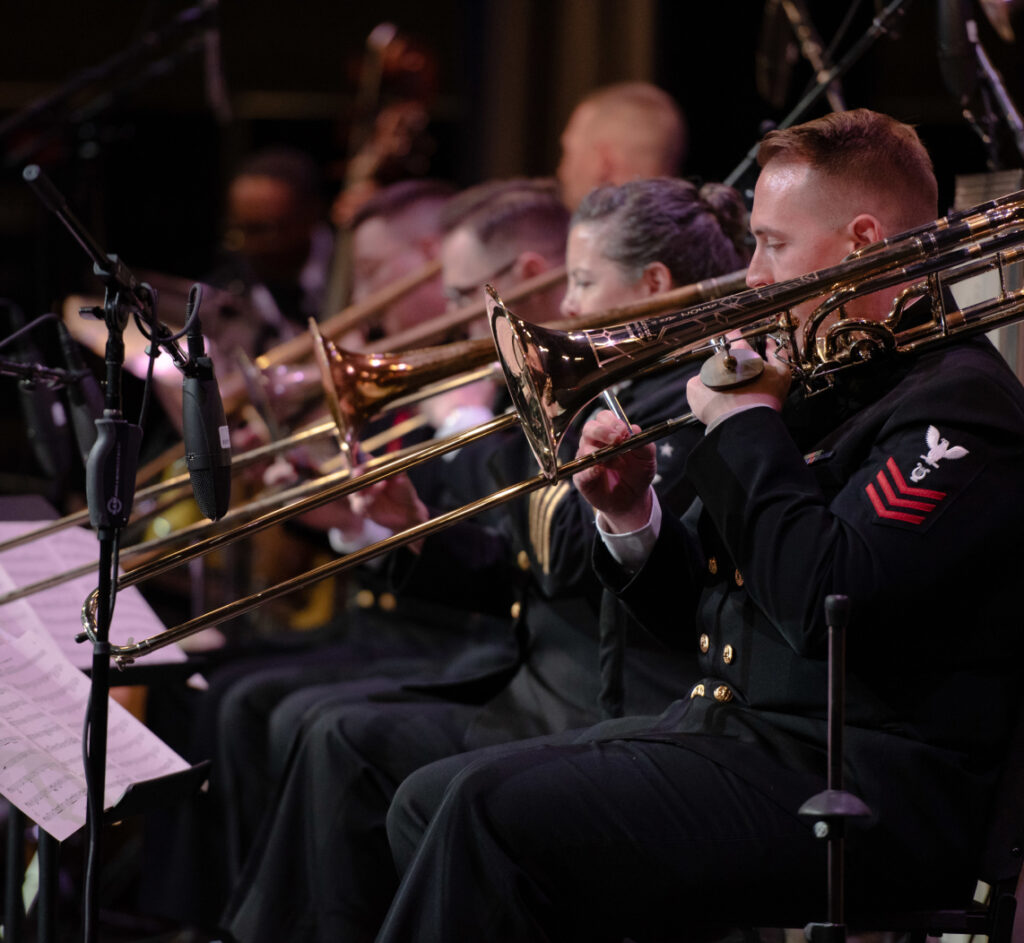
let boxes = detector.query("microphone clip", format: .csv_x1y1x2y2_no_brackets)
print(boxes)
86,415,142,530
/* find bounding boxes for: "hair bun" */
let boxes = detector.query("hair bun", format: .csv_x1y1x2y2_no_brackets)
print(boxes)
698,183,749,259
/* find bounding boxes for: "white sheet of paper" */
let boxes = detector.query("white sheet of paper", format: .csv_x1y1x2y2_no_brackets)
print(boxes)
0,625,189,841
0,521,185,669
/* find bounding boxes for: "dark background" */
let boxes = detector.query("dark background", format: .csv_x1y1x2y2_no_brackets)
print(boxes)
0,0,1021,495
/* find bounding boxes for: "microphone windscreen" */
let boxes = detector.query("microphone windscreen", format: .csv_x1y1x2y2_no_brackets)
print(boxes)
182,369,232,521
57,322,103,465
18,379,74,481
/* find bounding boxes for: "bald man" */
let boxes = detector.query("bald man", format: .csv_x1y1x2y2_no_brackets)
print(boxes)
557,81,687,210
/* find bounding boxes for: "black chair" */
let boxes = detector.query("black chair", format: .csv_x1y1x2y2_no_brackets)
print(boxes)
846,699,1024,943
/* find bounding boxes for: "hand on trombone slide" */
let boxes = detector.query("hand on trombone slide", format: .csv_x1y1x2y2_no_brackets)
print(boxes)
573,412,656,535
298,468,429,554
573,335,792,536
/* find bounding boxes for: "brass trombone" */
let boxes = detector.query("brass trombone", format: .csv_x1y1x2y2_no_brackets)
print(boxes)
0,269,748,595
493,194,1024,476
7,257,550,556
76,190,1024,665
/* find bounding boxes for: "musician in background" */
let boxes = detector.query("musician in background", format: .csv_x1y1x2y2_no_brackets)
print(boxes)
214,180,570,879
378,109,1024,942
206,146,334,356
137,177,490,930
557,81,687,210
221,176,747,943
347,177,454,342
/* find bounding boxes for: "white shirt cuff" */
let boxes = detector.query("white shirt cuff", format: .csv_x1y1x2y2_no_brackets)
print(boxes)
595,489,662,573
434,405,495,439
328,518,393,555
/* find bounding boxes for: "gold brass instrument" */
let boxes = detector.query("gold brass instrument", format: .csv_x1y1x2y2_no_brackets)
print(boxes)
0,418,415,606
227,261,565,423
312,267,750,458
493,193,1024,477
0,269,748,599
13,256,481,554
0,413,340,557
76,189,1024,665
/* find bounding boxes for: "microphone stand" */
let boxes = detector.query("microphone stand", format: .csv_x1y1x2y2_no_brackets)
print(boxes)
20,163,182,943
725,0,914,202
798,595,871,943
0,357,77,387
0,1,218,170
964,24,1024,168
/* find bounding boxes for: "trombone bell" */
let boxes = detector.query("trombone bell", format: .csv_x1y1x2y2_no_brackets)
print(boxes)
488,289,574,479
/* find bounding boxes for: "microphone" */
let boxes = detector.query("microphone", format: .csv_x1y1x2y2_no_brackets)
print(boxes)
57,321,104,466
3,302,75,482
938,0,979,106
17,375,74,482
182,286,232,521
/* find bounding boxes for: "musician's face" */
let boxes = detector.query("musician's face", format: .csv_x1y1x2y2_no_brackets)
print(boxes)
747,159,863,325
225,175,314,281
441,228,522,336
352,217,444,338
561,222,650,318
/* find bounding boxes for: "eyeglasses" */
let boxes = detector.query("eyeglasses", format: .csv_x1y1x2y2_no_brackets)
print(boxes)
443,256,519,309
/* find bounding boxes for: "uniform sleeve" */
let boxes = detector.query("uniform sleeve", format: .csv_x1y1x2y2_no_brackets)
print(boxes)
686,346,1024,655
593,505,705,650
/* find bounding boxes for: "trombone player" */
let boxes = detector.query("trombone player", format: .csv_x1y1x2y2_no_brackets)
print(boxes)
378,109,1024,942
221,176,749,943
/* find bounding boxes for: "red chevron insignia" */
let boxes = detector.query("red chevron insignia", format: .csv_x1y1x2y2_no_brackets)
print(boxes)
865,458,946,525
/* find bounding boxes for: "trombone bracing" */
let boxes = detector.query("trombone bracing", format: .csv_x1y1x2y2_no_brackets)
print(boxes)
75,189,1024,665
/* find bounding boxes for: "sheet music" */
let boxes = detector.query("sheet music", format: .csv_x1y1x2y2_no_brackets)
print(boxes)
0,521,185,668
0,624,189,841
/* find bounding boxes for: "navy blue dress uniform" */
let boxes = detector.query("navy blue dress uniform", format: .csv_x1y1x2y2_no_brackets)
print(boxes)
221,369,705,943
377,333,1024,943
136,413,517,930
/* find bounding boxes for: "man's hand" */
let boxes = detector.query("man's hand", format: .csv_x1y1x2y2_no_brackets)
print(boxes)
360,472,429,534
298,494,367,540
572,409,656,534
687,338,792,428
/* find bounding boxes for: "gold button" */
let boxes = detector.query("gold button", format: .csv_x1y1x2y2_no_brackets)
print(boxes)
699,633,710,653
354,589,375,608
722,644,734,664
734,569,744,587
713,685,733,703
378,592,397,612
690,683,705,699
707,556,718,575
517,550,531,571
510,601,522,619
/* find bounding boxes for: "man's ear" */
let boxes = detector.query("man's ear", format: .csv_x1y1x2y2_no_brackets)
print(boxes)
513,251,550,281
847,213,883,251
593,140,619,187
640,261,673,296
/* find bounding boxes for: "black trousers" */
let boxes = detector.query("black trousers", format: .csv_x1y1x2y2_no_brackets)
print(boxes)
223,689,497,943
380,720,973,943
217,652,440,878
